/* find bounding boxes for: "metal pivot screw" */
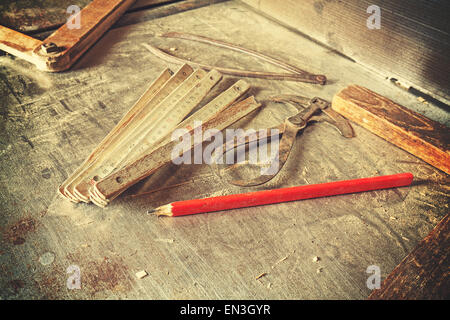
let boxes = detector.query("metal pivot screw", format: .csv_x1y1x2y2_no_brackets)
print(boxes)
40,42,60,54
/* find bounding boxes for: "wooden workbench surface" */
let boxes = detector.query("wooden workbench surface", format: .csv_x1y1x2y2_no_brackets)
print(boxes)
0,1,448,299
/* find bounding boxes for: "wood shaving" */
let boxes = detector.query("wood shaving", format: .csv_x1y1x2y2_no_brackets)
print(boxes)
135,270,148,279
155,238,175,243
255,272,267,280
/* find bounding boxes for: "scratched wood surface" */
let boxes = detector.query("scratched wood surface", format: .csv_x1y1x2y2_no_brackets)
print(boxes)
0,0,174,33
368,214,449,300
0,1,449,299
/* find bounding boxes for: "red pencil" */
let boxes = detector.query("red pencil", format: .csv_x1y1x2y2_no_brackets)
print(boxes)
148,172,414,217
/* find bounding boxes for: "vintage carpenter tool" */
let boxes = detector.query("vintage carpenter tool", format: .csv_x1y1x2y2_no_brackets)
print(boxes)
216,95,355,187
333,85,450,174
89,79,252,207
143,32,327,84
58,64,259,207
0,0,136,72
73,67,219,202
91,96,262,205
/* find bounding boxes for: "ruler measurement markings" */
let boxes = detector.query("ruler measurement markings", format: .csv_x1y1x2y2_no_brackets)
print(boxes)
63,67,179,202
91,77,244,205
58,68,174,202
69,64,195,201
113,80,251,193
97,69,208,177
93,96,261,200
119,70,222,169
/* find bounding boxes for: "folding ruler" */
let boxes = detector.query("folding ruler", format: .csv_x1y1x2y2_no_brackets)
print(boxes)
0,0,136,71
58,64,261,207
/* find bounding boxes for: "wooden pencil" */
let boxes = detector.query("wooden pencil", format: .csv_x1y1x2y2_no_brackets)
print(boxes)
148,172,414,217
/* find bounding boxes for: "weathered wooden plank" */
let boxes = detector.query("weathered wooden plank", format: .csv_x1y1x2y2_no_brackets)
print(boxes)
0,0,92,32
37,0,136,72
242,0,450,103
368,214,449,300
0,0,173,33
332,85,450,174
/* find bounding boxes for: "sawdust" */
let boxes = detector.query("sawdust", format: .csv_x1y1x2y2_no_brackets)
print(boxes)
154,238,175,243
255,272,267,280
271,250,295,269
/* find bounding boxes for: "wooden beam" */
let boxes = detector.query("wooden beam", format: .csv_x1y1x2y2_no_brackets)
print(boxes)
332,85,450,174
38,0,136,71
368,214,449,300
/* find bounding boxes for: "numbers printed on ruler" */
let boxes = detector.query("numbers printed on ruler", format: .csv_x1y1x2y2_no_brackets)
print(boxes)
96,70,206,177
118,71,222,167
98,70,221,178
128,79,250,164
74,66,195,186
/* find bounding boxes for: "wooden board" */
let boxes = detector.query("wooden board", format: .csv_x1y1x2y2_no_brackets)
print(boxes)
0,0,172,33
242,0,450,104
0,0,448,300
368,214,449,300
332,85,450,175
0,0,138,72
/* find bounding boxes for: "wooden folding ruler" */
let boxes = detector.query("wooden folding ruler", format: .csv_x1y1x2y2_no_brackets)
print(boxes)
0,0,136,71
58,64,261,207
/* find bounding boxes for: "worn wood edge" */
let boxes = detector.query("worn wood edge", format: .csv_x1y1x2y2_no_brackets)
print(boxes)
368,214,449,299
130,0,176,10
332,85,450,174
0,25,43,63
32,0,136,72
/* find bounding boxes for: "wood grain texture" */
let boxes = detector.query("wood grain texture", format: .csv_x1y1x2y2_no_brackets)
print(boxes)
0,0,138,72
0,0,172,33
332,85,450,175
368,214,449,300
242,0,450,103
0,1,448,299
37,0,137,72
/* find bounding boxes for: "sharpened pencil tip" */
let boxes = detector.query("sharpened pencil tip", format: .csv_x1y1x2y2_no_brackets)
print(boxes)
147,204,173,217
